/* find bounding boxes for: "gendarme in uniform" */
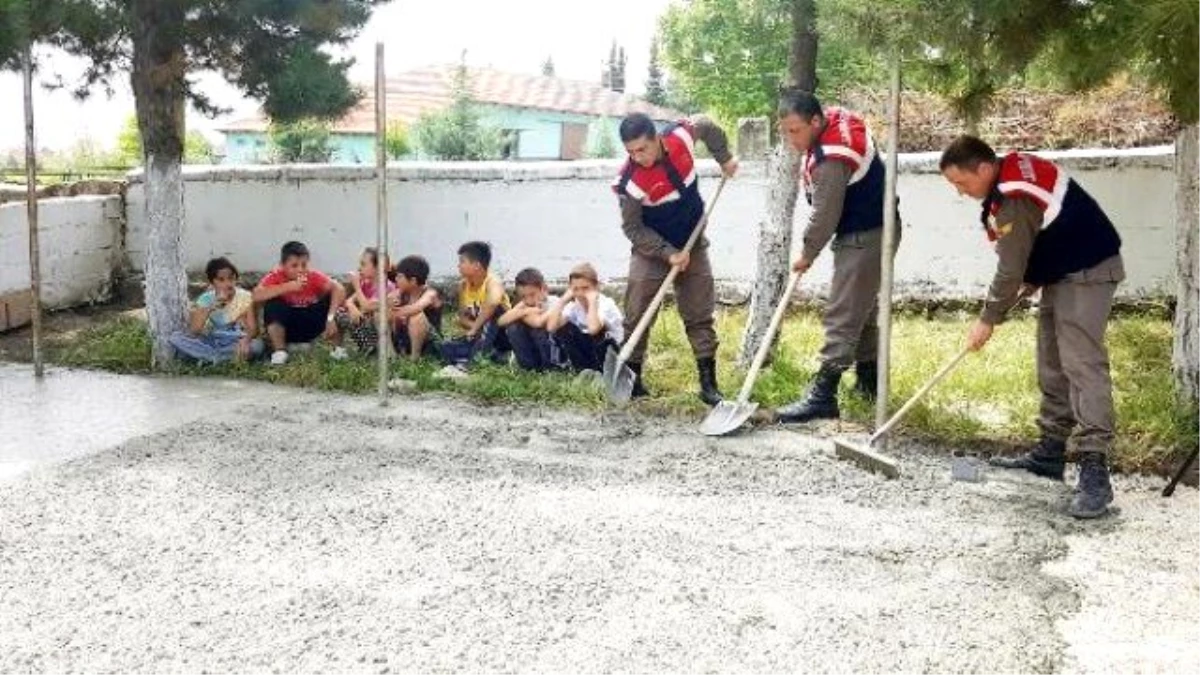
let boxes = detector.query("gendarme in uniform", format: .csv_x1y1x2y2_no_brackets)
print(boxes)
777,102,899,423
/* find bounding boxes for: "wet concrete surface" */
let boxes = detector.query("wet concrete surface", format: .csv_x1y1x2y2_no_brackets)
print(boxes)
0,364,1196,673
0,363,300,482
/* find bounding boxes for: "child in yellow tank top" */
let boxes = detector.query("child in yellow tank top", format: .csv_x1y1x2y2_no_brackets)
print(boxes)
447,241,513,365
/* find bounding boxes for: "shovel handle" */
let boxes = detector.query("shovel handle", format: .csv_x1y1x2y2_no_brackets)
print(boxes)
736,271,801,403
869,346,971,444
616,175,729,365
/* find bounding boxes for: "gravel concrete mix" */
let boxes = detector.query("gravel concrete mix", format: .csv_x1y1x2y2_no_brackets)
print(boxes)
0,386,1195,674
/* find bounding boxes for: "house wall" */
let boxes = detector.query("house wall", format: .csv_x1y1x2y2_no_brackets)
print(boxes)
124,148,1177,300
222,131,377,165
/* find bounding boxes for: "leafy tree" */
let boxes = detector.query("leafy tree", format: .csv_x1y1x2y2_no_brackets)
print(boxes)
413,59,501,161
0,0,385,367
269,119,335,163
645,37,666,106
385,121,411,159
842,0,1089,132
658,0,882,123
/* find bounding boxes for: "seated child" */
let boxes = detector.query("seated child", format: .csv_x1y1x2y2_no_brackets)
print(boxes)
252,240,348,365
445,240,512,365
335,247,396,355
546,263,625,372
497,267,560,371
169,257,264,364
389,255,444,359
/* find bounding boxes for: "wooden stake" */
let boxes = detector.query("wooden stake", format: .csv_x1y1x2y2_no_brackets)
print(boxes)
875,49,901,437
23,43,43,379
375,42,389,404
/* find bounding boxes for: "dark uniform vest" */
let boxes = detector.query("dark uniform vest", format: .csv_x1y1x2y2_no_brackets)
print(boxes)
803,107,886,235
612,121,705,250
983,152,1122,286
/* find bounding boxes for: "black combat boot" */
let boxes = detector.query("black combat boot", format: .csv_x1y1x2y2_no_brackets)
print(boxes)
627,361,650,398
988,437,1067,480
776,364,842,423
697,357,723,407
1070,452,1115,519
854,360,878,400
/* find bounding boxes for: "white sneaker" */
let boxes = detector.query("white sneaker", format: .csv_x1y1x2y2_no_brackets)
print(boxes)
330,346,349,361
270,350,289,366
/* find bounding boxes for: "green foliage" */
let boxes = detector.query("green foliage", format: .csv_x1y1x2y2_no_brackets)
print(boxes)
586,118,620,159
269,119,335,163
385,121,411,159
51,306,1195,475
413,60,502,161
658,0,884,122
113,115,213,166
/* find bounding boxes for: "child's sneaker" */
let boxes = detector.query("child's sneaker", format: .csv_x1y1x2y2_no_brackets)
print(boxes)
270,350,289,366
330,346,349,361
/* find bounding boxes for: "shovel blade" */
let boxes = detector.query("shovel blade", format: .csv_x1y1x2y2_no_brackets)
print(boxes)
832,438,900,479
602,347,635,404
699,400,759,436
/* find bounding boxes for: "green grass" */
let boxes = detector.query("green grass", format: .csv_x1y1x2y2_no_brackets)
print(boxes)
48,308,1197,475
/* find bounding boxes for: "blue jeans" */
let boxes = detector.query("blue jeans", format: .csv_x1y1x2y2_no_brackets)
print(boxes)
169,329,264,364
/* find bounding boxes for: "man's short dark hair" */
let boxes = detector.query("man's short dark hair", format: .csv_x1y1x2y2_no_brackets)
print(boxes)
457,241,492,269
514,267,545,288
280,240,309,263
619,113,658,143
778,89,823,121
395,255,430,285
940,135,998,172
205,256,238,281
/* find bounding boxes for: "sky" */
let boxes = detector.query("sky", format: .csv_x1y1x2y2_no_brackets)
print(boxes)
0,0,675,153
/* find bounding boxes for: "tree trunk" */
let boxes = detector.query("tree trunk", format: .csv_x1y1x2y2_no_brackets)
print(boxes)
739,142,803,367
738,0,816,367
1174,124,1199,403
131,0,188,368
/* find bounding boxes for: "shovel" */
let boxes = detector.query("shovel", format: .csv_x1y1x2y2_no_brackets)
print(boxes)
603,175,729,403
700,271,802,436
833,346,972,479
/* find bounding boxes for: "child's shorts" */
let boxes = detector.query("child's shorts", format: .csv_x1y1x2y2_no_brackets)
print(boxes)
394,323,441,358
264,297,331,344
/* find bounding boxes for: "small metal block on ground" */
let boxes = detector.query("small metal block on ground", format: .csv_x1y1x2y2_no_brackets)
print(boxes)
951,454,987,483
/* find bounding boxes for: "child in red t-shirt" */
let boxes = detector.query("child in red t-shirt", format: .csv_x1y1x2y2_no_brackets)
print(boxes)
252,240,348,365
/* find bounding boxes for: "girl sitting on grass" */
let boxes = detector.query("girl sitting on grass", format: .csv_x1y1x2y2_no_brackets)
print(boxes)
169,257,263,364
335,247,396,354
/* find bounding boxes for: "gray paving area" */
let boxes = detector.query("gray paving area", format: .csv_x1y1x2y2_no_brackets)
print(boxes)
0,364,1196,673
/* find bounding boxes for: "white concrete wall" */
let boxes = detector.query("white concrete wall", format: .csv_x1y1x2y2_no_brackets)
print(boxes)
0,195,123,308
125,147,1177,299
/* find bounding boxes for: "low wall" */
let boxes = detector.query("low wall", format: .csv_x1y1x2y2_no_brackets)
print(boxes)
0,195,123,330
125,148,1177,301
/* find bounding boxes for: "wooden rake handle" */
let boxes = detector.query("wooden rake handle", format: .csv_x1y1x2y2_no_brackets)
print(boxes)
735,271,802,403
868,346,970,445
616,175,729,364
866,287,1035,445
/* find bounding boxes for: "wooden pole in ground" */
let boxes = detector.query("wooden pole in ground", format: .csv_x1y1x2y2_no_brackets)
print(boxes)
374,41,389,404
875,49,901,438
22,43,43,379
